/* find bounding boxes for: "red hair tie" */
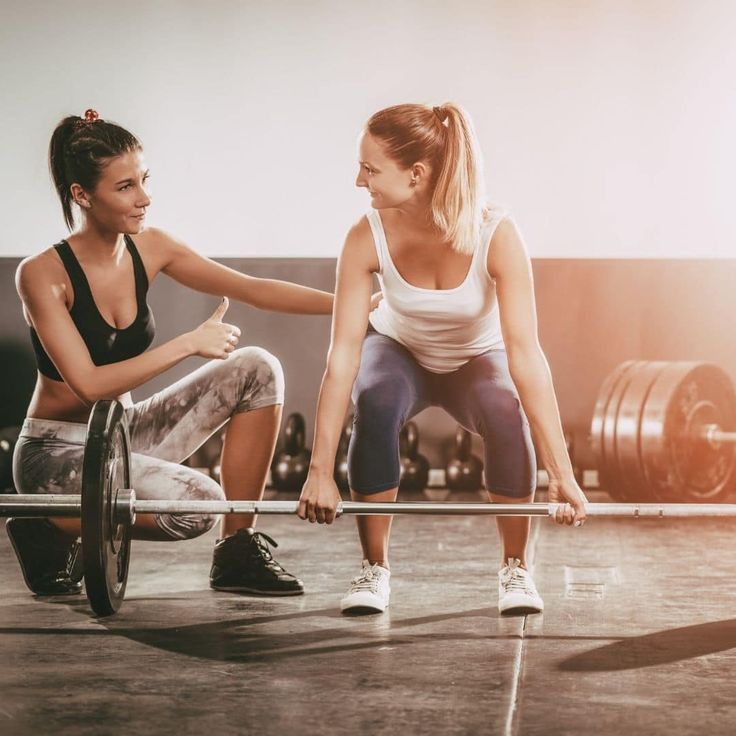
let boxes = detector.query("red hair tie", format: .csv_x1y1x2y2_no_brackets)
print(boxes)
74,109,100,130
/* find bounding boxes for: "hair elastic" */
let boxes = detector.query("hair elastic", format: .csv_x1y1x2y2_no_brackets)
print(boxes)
73,109,100,131
432,106,448,123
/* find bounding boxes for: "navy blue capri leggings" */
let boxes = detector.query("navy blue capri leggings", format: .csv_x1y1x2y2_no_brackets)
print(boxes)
348,329,536,497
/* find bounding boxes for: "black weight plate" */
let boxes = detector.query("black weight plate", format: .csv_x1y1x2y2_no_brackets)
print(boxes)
641,363,736,503
592,361,645,500
81,400,133,616
614,361,668,501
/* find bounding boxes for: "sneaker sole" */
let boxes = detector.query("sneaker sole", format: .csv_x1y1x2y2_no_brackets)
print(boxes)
210,584,304,596
33,588,83,598
340,593,389,614
340,603,388,615
500,604,543,615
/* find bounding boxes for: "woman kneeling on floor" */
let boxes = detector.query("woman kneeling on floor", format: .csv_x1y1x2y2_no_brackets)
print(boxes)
10,109,333,599
298,102,588,614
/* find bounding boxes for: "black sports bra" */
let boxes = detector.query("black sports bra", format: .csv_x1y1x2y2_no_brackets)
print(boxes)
29,235,156,382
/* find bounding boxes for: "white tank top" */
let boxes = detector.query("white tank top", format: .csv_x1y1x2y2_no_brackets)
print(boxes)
367,208,507,374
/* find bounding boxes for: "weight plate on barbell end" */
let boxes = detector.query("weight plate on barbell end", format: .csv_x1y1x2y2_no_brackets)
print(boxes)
594,360,646,501
81,400,133,616
613,361,669,502
641,363,736,503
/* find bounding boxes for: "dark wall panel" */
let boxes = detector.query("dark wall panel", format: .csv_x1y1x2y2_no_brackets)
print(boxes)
1,258,735,471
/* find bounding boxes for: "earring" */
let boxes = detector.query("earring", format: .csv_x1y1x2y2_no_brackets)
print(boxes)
411,177,418,187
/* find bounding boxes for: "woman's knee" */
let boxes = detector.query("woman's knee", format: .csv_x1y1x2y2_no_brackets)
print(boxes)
348,381,409,491
147,469,225,541
473,385,524,432
156,510,219,540
353,375,413,427
228,346,285,410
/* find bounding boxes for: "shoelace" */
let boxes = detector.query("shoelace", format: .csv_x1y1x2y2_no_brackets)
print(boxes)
250,532,285,571
500,561,534,594
349,566,383,593
66,540,84,584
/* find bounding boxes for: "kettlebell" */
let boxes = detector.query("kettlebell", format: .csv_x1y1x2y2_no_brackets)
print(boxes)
399,421,429,492
271,413,312,493
445,426,483,491
334,416,353,493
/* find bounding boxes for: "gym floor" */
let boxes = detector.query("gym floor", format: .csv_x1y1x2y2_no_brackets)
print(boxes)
1,489,735,736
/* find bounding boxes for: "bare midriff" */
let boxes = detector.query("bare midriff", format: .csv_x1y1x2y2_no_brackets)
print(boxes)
25,375,132,423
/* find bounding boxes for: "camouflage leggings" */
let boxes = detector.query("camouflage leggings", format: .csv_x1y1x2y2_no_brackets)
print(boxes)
12,347,284,540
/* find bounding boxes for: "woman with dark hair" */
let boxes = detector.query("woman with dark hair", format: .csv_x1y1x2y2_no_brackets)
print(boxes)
298,102,588,615
10,109,331,598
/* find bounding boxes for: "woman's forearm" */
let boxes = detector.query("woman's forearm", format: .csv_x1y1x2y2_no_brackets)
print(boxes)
233,277,334,315
507,346,575,481
308,352,361,475
72,335,194,404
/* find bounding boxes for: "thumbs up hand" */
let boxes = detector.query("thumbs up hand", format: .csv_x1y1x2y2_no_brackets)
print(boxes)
211,296,230,322
187,297,242,359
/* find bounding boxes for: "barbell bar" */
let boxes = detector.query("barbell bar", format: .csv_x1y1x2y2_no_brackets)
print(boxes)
5,493,736,520
701,425,736,445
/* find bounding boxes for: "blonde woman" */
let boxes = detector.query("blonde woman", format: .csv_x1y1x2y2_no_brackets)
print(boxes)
298,103,588,615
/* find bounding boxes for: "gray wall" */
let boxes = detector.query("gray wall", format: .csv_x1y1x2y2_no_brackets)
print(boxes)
2,258,735,471
3,0,736,259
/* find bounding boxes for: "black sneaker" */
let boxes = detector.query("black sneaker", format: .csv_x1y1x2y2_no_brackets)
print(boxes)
209,528,304,596
6,518,83,596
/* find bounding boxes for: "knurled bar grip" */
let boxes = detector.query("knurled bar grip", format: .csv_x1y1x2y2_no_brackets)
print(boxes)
0,495,83,516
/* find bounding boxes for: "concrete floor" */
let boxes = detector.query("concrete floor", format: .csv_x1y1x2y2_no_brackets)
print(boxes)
1,490,735,736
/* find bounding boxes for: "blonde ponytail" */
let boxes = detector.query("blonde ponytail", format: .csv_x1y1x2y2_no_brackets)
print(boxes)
430,103,485,255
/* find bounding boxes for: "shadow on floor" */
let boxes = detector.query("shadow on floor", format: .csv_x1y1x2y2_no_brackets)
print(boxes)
0,603,517,662
557,619,736,671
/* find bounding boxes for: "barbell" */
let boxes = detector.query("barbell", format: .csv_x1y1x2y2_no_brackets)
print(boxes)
1,359,735,619
3,494,736,520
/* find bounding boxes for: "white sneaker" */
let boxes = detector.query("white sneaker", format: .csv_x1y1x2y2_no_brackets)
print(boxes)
498,558,544,615
340,561,391,614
